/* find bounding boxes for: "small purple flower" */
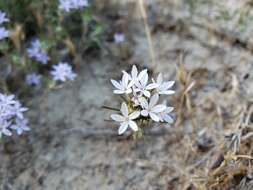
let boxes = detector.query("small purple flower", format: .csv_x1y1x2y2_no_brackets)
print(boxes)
114,33,125,44
27,39,40,57
26,73,42,86
0,27,9,40
59,0,72,12
50,62,77,82
35,52,50,65
59,0,89,12
0,11,9,25
27,39,50,65
72,0,89,9
11,118,30,135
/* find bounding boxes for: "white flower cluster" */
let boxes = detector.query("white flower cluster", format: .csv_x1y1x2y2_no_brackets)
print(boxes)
110,65,175,135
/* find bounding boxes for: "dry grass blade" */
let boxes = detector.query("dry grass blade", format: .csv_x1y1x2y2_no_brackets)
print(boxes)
175,54,196,128
137,0,156,67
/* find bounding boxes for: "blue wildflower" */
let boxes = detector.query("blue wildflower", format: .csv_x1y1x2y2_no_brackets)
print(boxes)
26,73,42,86
114,33,125,44
72,0,89,9
27,39,50,65
11,118,30,135
59,0,72,12
59,0,89,12
0,11,9,25
0,93,29,137
0,27,9,40
50,62,77,82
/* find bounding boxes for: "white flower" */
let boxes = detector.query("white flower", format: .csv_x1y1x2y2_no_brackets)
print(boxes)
123,65,147,84
140,94,166,122
134,72,157,98
152,73,175,95
111,72,134,94
158,106,174,123
111,102,140,135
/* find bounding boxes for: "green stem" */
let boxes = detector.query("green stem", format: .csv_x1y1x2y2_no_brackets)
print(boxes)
101,105,120,111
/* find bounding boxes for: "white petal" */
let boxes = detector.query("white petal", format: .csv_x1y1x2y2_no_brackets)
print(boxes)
127,80,135,88
118,123,128,135
122,73,129,87
160,90,175,95
122,71,131,79
134,81,142,89
17,129,22,135
159,82,173,91
152,105,166,113
163,81,175,89
131,65,138,79
113,90,124,94
125,88,132,94
129,121,138,131
140,72,148,86
111,79,122,90
157,73,163,84
165,107,174,113
149,94,159,108
121,102,129,117
146,83,158,90
141,110,149,117
111,114,125,122
3,128,12,136
158,115,164,122
143,90,151,98
129,111,140,120
163,115,174,123
23,126,30,131
149,112,160,122
138,69,147,80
